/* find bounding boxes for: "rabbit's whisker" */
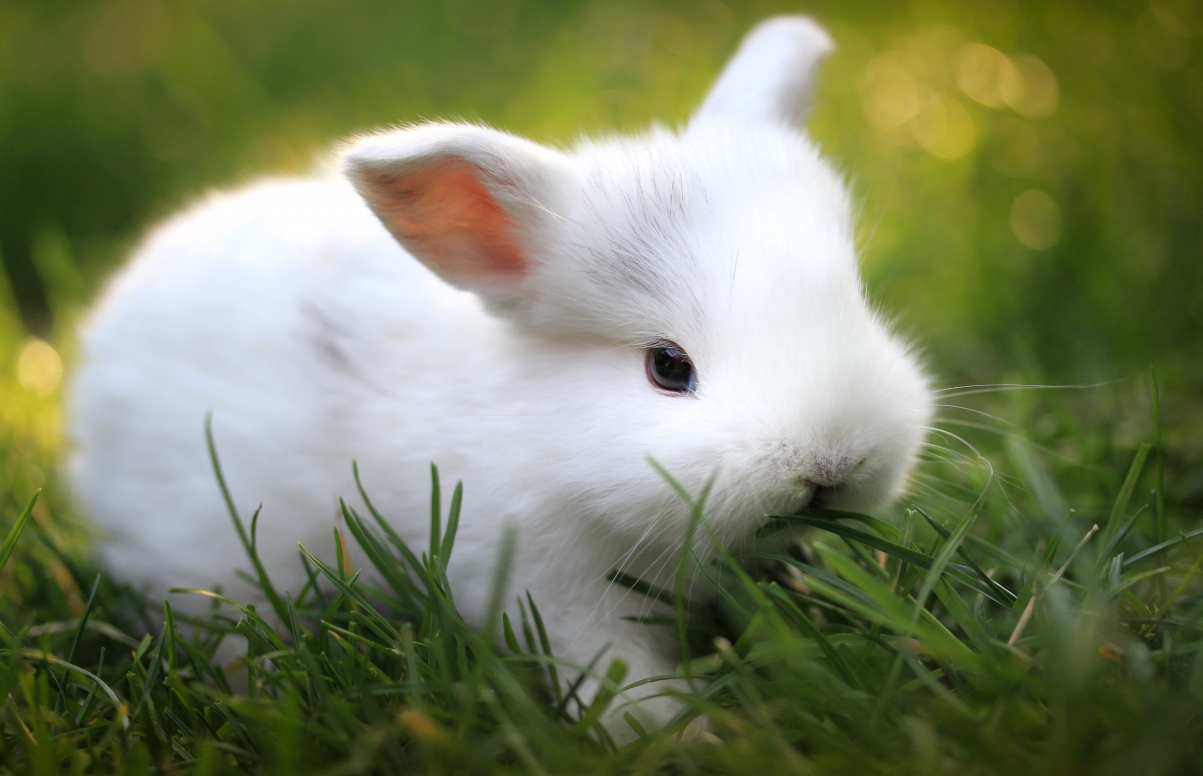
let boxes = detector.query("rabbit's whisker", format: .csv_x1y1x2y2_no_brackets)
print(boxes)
932,379,1125,398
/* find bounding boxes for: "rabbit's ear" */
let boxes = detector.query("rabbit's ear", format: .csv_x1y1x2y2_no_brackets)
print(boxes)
692,16,833,128
343,124,573,307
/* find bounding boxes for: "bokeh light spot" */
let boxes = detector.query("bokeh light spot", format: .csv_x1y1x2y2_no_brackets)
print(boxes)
956,44,1020,109
16,338,63,397
860,53,926,129
912,95,977,160
1008,55,1059,118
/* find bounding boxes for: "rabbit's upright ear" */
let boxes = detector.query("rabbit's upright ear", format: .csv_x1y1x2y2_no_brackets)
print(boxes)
343,124,575,308
692,16,833,128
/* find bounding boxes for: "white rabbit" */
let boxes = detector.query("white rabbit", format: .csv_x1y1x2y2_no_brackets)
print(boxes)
68,17,931,735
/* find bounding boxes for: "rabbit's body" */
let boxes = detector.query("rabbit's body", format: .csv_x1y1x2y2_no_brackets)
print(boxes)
69,18,932,733
72,172,681,673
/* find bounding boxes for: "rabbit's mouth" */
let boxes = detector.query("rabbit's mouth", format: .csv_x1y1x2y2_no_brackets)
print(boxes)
756,477,854,526
752,480,825,525
807,484,841,509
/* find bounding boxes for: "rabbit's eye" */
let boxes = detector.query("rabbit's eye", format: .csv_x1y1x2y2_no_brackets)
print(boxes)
647,345,697,395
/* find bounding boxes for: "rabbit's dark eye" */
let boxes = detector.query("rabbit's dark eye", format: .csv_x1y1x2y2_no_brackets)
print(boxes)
647,345,697,395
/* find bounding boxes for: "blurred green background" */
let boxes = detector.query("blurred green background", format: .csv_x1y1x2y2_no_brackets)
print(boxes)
0,0,1200,470
1,6,1200,770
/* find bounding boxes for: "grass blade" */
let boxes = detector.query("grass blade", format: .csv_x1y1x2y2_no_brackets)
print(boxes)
429,463,441,566
205,414,287,623
766,512,935,569
483,528,517,641
1123,527,1203,571
0,491,37,575
440,481,463,563
915,484,988,617
914,506,1017,604
1100,442,1151,552
526,592,562,707
762,582,861,688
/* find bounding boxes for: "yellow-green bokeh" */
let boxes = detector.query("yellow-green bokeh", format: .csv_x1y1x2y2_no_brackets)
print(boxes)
1,0,1200,390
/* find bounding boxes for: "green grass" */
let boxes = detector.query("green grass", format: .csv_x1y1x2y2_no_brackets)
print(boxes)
1,1,1202,772
0,374,1201,774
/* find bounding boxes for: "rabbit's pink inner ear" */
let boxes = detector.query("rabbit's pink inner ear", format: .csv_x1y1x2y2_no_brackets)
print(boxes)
362,159,527,282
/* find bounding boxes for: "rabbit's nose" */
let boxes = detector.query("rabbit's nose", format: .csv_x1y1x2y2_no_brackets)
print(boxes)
800,453,862,488
793,447,861,502
797,454,863,507
798,454,856,507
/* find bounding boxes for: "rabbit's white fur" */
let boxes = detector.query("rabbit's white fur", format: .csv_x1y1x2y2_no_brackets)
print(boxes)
69,18,931,733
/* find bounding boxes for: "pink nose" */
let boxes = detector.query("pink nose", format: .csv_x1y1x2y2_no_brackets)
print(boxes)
801,454,861,488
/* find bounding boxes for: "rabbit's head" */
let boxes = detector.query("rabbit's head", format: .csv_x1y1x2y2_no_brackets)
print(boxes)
344,18,931,548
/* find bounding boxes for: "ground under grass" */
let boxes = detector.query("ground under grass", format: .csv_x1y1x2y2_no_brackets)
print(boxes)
0,372,1201,775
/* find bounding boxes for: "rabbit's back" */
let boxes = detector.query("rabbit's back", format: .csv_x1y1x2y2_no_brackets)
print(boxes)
68,175,501,604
